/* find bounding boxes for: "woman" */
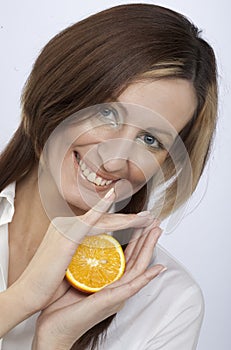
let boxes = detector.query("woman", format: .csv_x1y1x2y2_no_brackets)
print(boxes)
0,3,217,350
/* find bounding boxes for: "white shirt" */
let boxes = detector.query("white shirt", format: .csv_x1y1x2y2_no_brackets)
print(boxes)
0,183,204,349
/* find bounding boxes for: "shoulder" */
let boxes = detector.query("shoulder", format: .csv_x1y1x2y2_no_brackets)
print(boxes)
154,243,203,291
151,243,205,319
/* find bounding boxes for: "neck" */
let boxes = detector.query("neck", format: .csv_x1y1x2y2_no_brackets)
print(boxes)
7,168,52,287
12,167,51,244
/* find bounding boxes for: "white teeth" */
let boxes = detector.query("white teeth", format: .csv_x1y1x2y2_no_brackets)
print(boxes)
95,177,103,186
75,152,115,186
83,168,90,177
87,173,96,183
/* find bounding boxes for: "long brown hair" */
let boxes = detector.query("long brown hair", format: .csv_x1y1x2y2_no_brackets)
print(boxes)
0,3,218,349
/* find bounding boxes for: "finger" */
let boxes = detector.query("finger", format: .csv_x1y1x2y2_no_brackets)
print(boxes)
110,227,162,288
125,227,162,275
105,262,166,292
52,187,116,242
39,265,167,343
96,264,166,308
86,213,157,235
124,227,147,263
61,264,166,329
124,220,160,266
83,187,116,223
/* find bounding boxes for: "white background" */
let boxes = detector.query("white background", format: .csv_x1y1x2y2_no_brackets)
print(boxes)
0,1,230,349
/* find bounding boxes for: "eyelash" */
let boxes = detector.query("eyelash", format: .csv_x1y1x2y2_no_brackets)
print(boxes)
137,132,164,151
98,106,165,151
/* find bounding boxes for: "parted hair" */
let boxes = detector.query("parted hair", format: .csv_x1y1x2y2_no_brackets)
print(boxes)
0,3,217,349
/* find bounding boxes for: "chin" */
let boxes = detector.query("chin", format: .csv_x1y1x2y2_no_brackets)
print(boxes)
62,186,102,214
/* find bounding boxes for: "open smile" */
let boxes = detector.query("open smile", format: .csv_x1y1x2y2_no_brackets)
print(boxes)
73,151,120,189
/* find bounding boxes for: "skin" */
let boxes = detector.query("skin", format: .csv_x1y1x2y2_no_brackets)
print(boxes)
1,79,197,349
41,79,196,215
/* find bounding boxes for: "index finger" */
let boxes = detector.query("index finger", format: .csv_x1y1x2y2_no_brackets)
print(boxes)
52,187,116,243
83,187,116,224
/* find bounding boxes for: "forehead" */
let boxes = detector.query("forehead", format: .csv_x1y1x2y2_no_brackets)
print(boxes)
116,79,197,133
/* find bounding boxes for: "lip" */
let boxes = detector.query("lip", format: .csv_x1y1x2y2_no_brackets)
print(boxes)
73,152,119,192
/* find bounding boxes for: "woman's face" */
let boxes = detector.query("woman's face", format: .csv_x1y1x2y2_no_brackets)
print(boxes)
43,78,197,215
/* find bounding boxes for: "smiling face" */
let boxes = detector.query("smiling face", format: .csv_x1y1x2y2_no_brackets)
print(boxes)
42,78,197,215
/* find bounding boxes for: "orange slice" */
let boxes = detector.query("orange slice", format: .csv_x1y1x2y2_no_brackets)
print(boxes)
65,234,126,293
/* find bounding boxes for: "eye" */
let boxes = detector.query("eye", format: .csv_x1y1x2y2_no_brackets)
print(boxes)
98,106,120,128
143,134,156,145
137,132,164,151
101,108,113,117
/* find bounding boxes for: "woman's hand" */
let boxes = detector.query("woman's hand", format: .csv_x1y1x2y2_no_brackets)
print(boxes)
1,188,157,337
32,221,165,350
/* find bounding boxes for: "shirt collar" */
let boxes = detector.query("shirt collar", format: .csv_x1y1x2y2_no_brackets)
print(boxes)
0,182,16,226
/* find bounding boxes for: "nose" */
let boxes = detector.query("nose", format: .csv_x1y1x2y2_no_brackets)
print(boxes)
97,135,135,174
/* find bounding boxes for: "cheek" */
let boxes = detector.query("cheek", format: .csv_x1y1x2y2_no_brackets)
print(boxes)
155,150,169,167
59,154,86,209
130,150,168,187
60,150,76,187
59,151,104,210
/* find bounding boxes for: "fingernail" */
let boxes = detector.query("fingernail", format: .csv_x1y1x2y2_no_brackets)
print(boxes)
104,187,115,199
137,210,151,216
158,267,167,276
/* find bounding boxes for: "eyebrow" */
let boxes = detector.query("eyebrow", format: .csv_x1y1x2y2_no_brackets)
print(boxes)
112,98,129,117
146,127,175,141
